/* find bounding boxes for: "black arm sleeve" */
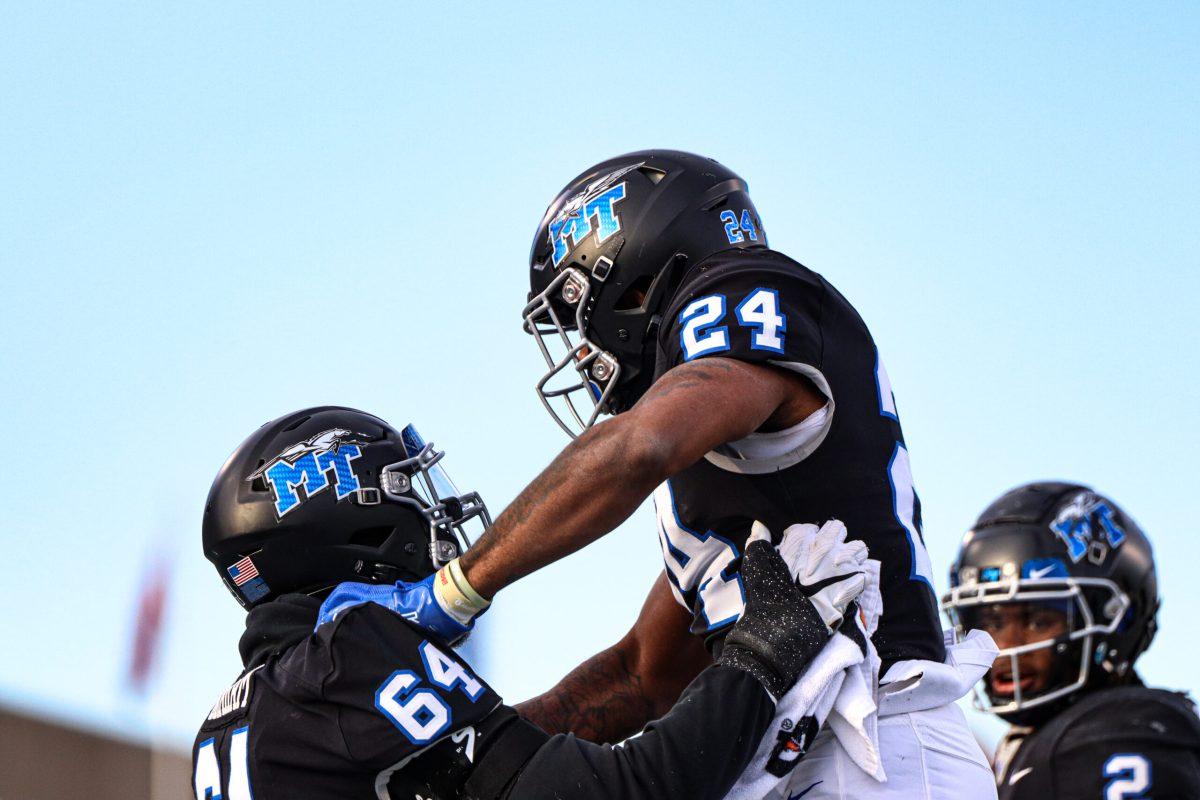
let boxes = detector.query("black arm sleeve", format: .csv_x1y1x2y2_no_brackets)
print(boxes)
506,665,773,800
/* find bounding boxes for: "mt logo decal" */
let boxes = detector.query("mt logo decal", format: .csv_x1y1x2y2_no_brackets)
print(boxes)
248,428,367,518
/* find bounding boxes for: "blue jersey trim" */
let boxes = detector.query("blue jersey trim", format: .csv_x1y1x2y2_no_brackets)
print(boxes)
661,480,746,631
875,349,898,421
886,442,936,596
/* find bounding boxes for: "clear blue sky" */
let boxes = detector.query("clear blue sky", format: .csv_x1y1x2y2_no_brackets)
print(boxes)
1,2,1196,754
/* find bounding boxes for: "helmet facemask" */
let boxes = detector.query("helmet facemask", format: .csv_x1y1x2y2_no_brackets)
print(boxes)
944,575,1131,718
522,266,621,438
373,424,492,569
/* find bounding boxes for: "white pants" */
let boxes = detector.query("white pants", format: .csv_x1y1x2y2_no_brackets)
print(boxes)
769,702,996,800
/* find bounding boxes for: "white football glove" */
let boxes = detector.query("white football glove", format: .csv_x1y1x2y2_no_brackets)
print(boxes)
750,519,868,633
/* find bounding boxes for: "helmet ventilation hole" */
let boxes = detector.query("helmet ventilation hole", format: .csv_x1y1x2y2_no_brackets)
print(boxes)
638,166,667,185
349,527,393,548
250,460,269,492
615,275,654,311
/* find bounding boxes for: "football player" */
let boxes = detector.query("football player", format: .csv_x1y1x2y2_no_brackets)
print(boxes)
193,406,868,800
384,150,996,798
943,481,1200,799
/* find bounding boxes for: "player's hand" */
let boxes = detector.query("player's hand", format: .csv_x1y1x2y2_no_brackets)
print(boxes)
317,574,472,645
316,557,491,645
773,519,868,633
719,525,859,699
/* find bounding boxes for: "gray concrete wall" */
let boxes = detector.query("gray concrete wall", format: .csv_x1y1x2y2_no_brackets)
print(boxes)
0,707,190,800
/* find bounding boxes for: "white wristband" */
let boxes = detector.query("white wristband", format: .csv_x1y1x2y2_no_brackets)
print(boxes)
432,558,490,625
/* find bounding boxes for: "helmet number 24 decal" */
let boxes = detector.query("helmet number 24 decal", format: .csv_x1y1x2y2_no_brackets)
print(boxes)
679,288,786,360
721,209,760,244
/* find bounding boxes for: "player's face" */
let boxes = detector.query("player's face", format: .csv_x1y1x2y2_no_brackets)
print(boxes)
972,602,1070,699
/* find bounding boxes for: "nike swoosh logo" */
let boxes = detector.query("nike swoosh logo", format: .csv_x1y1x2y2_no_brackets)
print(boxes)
1008,767,1033,785
788,781,823,799
800,573,858,596
1028,566,1057,580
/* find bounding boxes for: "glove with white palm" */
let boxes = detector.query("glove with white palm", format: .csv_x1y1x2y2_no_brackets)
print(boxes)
718,520,869,699
773,519,869,633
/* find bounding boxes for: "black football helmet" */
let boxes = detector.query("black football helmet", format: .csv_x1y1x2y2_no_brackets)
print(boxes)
942,481,1158,723
203,407,491,610
523,149,766,437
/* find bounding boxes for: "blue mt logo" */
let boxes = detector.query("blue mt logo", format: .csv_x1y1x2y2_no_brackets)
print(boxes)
1050,491,1127,564
546,163,641,267
249,428,366,518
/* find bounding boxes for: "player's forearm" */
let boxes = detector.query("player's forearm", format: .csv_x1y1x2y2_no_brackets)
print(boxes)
460,360,792,600
460,416,670,598
509,666,774,800
514,644,663,743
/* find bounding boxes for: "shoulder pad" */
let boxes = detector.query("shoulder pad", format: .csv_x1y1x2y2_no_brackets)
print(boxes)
1052,686,1200,750
669,249,822,314
657,249,830,377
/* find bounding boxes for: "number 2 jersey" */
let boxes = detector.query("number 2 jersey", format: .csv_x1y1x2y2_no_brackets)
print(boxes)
652,247,945,670
994,684,1200,799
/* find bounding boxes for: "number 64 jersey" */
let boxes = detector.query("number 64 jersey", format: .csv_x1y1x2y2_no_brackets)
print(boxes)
192,596,782,800
192,601,502,799
652,248,945,671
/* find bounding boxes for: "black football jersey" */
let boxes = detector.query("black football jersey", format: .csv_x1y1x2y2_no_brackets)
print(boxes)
652,248,944,668
995,685,1200,799
192,602,502,800
193,596,778,800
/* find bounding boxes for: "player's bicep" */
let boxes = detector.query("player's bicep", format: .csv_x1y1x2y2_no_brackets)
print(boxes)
624,358,794,472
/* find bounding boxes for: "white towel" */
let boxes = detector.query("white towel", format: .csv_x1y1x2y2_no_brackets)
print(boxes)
724,560,886,800
823,557,885,781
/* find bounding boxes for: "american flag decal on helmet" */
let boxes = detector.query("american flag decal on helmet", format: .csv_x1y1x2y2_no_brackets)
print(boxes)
228,556,259,586
227,556,270,603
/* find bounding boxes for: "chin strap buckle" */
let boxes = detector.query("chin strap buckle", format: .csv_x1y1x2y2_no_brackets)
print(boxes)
354,488,381,506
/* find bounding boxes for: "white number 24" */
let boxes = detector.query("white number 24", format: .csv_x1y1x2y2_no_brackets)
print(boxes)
679,288,786,361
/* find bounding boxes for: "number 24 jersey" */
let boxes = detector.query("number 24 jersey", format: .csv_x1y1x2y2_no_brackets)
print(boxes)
652,248,945,669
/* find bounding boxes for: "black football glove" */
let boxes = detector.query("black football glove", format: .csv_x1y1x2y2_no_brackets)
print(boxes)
719,522,867,699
